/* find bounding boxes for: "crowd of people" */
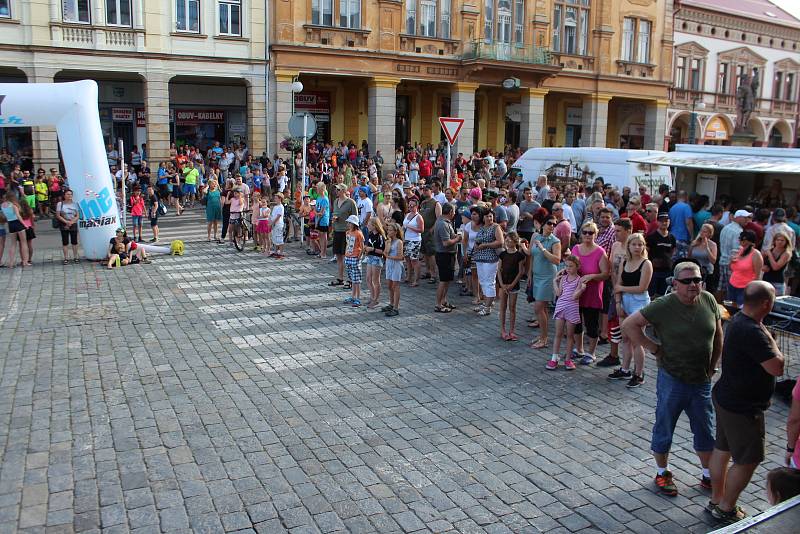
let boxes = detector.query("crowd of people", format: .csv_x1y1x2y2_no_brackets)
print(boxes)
3,137,800,523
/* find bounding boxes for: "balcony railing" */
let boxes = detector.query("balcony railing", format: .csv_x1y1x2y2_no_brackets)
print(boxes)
669,88,798,117
462,41,551,65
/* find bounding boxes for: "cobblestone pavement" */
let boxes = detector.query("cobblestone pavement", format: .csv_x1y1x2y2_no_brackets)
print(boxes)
0,209,796,533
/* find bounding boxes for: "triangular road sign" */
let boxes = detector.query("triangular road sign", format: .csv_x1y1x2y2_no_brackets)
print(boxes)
439,117,465,145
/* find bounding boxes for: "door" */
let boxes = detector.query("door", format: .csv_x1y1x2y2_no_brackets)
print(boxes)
395,95,410,148
565,125,581,147
113,122,134,161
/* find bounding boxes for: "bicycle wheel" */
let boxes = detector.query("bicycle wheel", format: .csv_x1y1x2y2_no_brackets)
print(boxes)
233,223,245,251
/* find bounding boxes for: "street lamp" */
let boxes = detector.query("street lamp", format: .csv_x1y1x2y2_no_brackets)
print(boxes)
289,78,304,199
688,98,706,144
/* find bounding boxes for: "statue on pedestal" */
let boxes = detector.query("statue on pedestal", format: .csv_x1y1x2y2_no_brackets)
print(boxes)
735,68,759,132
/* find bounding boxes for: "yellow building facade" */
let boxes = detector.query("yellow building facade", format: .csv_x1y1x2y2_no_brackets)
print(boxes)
269,0,675,158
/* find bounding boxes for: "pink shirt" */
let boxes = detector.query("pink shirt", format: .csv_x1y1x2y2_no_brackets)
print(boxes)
572,244,605,309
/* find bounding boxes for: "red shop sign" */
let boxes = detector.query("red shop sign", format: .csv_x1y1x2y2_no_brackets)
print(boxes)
294,92,331,114
175,110,226,125
136,108,146,127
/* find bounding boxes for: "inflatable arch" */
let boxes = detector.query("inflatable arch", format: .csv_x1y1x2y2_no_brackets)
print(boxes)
0,80,120,259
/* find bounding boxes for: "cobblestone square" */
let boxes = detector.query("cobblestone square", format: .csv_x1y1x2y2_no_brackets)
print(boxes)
0,211,795,533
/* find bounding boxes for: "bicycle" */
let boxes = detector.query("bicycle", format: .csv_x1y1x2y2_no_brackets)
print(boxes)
231,210,253,251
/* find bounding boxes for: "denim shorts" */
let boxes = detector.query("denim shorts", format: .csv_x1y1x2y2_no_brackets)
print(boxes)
622,292,650,316
364,255,384,268
651,368,714,454
727,283,745,307
131,215,142,227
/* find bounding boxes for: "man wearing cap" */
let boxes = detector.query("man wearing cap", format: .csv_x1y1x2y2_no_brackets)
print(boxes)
433,203,461,312
330,184,358,287
668,191,694,260
718,210,750,300
646,213,676,296
762,208,795,251
622,261,722,498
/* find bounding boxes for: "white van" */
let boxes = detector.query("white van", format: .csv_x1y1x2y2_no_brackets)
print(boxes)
510,148,673,194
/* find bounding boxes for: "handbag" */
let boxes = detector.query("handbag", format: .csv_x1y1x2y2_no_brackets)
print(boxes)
158,202,168,216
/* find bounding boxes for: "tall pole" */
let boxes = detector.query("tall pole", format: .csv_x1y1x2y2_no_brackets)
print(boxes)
301,114,308,244
119,139,127,230
446,139,451,189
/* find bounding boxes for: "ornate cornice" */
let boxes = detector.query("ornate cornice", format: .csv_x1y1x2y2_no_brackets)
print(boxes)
677,7,800,50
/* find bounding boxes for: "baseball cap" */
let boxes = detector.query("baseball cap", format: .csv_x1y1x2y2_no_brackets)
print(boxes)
402,181,412,188
657,213,670,221
773,208,787,221
734,209,752,218
345,214,360,226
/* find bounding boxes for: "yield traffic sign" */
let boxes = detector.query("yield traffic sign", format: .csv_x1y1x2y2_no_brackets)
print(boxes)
439,117,465,145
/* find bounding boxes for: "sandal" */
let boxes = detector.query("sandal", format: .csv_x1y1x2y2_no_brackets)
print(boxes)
420,274,431,280
527,320,539,328
428,278,438,284
434,306,452,313
343,282,352,290
531,339,548,349
508,333,519,341
329,279,344,286
63,259,70,265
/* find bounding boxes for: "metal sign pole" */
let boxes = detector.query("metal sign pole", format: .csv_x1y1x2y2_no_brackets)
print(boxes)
446,139,451,189
119,139,127,230
300,114,308,244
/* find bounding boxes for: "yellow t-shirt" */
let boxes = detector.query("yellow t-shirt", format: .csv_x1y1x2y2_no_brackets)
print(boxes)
35,182,48,201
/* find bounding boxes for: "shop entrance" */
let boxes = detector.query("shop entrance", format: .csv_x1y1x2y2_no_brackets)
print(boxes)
395,95,410,148
565,125,581,147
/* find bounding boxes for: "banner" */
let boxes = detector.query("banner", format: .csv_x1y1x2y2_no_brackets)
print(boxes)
0,80,120,259
136,108,146,127
175,109,225,125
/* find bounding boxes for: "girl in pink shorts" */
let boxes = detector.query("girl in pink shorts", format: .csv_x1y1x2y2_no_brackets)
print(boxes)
547,255,586,371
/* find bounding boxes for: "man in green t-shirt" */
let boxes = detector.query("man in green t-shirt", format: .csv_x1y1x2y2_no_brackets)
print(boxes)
622,262,722,498
182,161,200,206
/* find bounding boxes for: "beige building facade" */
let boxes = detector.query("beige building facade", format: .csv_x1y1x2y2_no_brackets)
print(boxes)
667,0,800,148
269,0,676,158
0,0,268,169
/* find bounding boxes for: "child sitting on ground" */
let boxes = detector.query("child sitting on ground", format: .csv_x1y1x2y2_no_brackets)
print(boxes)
107,242,129,269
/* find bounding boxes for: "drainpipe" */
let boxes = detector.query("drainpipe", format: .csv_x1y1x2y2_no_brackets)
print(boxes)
264,0,271,155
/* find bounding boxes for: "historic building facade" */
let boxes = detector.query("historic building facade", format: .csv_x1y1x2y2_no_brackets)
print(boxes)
269,0,676,158
0,0,268,168
667,0,800,148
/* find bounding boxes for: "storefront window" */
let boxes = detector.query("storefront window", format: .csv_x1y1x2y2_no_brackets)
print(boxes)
172,110,228,150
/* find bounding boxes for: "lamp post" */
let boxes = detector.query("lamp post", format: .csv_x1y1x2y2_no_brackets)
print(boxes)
688,97,706,144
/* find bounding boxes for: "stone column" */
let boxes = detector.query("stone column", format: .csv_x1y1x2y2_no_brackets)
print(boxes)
29,67,59,170
450,82,479,156
367,77,399,173
644,99,669,150
274,70,298,157
144,71,171,163
519,88,548,150
580,94,612,148
247,74,267,157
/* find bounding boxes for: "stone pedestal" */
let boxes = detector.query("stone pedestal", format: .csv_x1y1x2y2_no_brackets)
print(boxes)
730,131,758,147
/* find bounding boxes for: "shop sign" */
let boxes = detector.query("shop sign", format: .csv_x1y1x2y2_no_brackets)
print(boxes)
566,107,582,125
136,108,146,127
294,92,331,114
175,110,225,125
112,107,133,121
705,117,729,140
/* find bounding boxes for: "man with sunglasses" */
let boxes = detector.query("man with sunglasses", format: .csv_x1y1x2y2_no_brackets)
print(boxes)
647,213,676,296
622,261,722,498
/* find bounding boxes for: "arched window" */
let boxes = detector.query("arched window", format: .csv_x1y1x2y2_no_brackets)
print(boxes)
406,0,450,38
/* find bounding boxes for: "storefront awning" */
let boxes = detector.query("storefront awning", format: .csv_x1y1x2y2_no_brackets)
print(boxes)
626,152,800,174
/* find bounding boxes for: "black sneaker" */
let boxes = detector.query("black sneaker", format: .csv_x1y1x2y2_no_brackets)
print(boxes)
626,375,644,388
385,309,399,317
700,476,712,490
608,368,632,380
381,304,394,312
596,355,621,368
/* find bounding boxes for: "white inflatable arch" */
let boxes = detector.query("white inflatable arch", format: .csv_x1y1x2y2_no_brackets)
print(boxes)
0,80,120,259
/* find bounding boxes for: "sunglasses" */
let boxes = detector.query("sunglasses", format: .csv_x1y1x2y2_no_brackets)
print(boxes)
553,207,563,211
582,231,595,236
544,221,555,226
675,277,703,285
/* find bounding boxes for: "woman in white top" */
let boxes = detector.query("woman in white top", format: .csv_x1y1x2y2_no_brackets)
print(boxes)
402,198,424,287
462,206,484,304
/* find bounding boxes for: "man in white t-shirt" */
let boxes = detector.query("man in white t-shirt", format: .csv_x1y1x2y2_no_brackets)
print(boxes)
356,187,373,239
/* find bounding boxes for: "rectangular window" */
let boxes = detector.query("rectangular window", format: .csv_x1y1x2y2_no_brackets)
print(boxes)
719,62,729,93
484,0,493,42
312,0,333,26
690,58,701,90
64,0,91,23
513,0,523,44
774,71,784,99
176,0,200,32
675,56,686,89
405,0,416,34
636,20,650,63
420,0,436,36
106,0,132,26
0,0,11,18
220,0,241,35
578,7,588,55
785,72,795,101
564,7,576,54
440,0,450,39
552,5,561,52
621,17,634,61
340,0,360,29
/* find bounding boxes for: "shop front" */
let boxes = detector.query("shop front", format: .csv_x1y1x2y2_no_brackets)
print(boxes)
703,116,731,145
170,108,247,150
294,91,331,143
